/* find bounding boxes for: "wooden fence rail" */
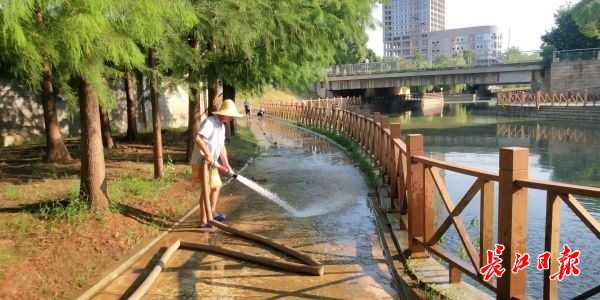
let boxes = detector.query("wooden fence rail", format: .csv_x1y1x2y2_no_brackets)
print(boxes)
265,97,600,300
497,90,599,109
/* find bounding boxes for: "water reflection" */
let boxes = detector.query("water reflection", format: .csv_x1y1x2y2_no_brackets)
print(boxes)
363,101,600,299
251,118,339,154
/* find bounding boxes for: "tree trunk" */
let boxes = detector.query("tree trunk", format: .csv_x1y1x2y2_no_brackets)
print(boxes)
222,83,236,136
78,78,108,210
186,38,201,162
41,61,71,162
99,105,114,149
125,71,137,141
136,71,148,131
187,87,201,161
207,82,218,116
148,48,164,179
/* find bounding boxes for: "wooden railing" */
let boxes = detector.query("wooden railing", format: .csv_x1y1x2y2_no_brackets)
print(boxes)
497,90,599,109
265,98,600,300
496,123,590,143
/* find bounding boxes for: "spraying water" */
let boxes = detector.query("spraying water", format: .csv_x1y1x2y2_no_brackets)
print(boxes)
234,174,302,216
215,162,334,218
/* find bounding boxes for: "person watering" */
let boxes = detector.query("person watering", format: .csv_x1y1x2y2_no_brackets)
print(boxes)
257,104,265,118
190,99,244,228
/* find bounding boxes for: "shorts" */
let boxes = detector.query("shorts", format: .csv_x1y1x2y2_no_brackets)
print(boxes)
191,164,222,189
245,107,250,114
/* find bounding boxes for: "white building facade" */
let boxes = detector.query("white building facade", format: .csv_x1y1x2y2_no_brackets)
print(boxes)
383,1,503,62
429,26,504,61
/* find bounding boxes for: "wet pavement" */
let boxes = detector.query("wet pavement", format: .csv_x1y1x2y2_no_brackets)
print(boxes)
92,117,398,299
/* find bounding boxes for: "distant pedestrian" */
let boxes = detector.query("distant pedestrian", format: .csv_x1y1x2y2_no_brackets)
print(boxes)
190,99,244,228
257,104,265,118
244,99,251,116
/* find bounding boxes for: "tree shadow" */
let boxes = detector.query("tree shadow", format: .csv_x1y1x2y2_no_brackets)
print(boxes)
0,197,74,215
115,203,171,228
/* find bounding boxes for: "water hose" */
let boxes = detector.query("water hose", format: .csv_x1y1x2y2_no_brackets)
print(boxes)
213,161,238,178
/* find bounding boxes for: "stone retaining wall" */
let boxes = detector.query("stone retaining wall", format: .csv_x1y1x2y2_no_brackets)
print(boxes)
0,79,200,146
551,59,600,91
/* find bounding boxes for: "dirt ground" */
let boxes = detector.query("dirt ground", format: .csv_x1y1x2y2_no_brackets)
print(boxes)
0,128,255,299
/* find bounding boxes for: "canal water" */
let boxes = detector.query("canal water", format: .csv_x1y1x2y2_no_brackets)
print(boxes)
364,99,600,299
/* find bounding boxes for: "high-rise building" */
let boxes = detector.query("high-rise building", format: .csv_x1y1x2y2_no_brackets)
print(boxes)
383,0,445,58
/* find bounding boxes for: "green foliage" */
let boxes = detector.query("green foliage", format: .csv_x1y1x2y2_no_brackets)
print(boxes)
226,125,259,163
572,0,600,38
498,47,540,63
417,85,434,94
541,44,556,67
462,49,478,66
442,84,467,94
541,3,599,63
190,0,377,93
3,184,24,201
108,175,170,202
38,187,90,224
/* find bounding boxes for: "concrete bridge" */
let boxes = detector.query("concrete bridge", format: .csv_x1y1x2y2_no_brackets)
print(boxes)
317,62,546,98
317,56,600,99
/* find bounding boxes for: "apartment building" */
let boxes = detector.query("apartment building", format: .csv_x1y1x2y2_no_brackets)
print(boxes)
383,1,503,61
430,26,504,61
383,0,445,58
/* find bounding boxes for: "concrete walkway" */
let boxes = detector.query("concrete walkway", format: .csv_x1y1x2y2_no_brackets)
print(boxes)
90,117,399,299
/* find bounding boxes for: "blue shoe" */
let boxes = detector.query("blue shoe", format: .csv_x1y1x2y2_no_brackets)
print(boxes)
214,213,227,222
199,223,213,229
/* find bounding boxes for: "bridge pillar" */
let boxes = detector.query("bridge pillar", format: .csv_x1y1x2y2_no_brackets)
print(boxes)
531,68,550,92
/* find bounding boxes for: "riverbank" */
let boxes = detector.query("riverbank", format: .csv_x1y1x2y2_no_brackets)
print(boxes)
0,127,258,299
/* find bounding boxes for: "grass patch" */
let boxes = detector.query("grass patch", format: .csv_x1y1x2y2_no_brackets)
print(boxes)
227,125,259,164
32,184,90,224
73,274,88,288
3,184,24,201
303,125,381,187
109,175,171,203
0,246,18,273
236,86,318,113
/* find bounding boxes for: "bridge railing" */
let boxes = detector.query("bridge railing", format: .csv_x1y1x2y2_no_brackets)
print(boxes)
553,48,600,63
264,99,600,300
327,58,541,77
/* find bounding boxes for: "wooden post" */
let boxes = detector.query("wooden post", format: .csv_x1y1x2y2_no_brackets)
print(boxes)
406,134,427,257
497,147,529,300
389,123,401,201
380,116,390,177
373,112,381,160
479,180,494,283
543,192,560,300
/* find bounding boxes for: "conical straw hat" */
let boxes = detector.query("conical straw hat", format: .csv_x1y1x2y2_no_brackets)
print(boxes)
214,99,244,117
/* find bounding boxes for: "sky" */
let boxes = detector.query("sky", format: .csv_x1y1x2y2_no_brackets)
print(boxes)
367,0,574,56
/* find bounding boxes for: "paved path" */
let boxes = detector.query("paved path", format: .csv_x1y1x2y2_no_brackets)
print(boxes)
92,117,398,299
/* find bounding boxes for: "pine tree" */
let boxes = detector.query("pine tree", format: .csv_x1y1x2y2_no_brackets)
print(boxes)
114,0,197,179
0,0,72,162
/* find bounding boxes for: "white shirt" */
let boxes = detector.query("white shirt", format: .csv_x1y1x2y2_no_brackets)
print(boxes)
190,116,225,165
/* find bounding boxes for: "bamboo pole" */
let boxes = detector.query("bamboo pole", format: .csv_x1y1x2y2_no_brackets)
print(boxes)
180,241,323,276
129,240,181,300
208,219,322,267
